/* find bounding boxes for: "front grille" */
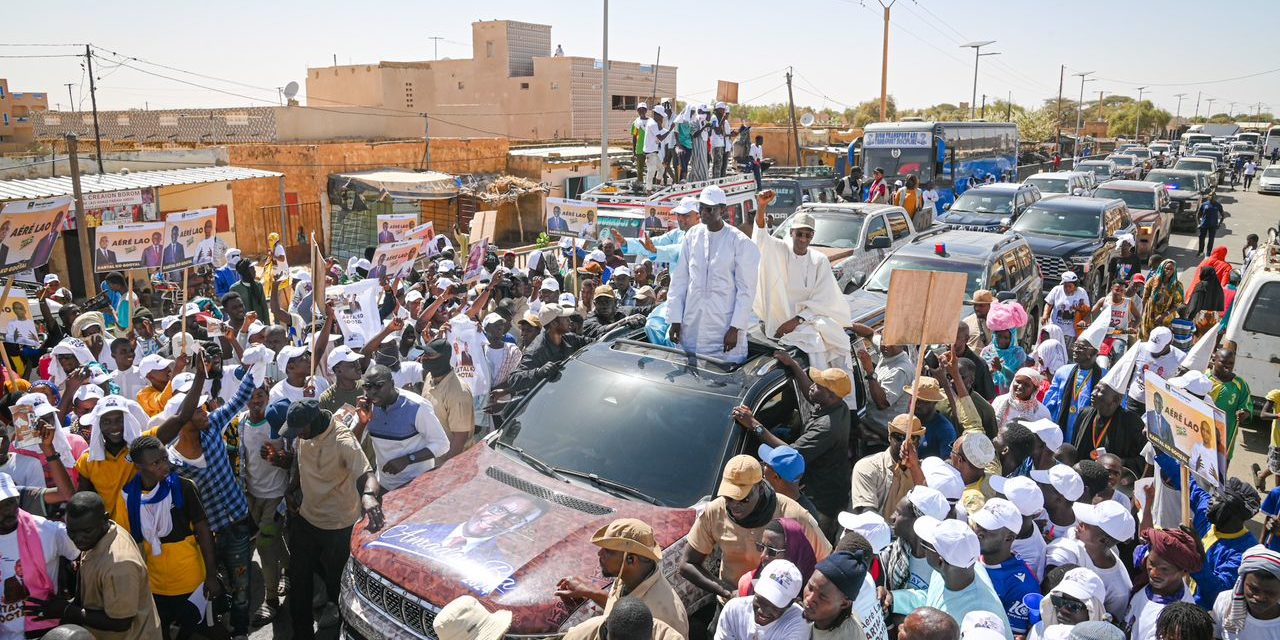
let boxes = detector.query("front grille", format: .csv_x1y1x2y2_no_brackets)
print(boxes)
351,559,439,638
1034,255,1069,282
485,467,615,515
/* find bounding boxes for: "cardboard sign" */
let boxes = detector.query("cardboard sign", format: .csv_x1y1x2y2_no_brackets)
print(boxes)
94,221,164,272
160,208,218,271
0,197,72,277
376,213,418,244
717,80,739,105
881,270,968,346
469,210,497,245
325,280,381,349
544,198,598,239
1144,370,1227,488
462,238,489,284
368,239,420,282
0,297,40,347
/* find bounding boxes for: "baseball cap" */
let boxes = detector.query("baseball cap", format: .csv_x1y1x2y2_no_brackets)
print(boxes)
481,312,505,329
809,367,852,398
73,384,105,403
1169,370,1212,397
971,498,1023,534
405,290,425,304
814,551,870,601
280,398,331,439
1072,500,1136,542
537,303,574,326
958,432,996,468
914,516,980,568
593,284,618,300
138,354,174,378
168,332,200,357
717,455,762,501
637,101,649,110
16,393,59,418
1025,418,1064,452
907,485,951,520
587,250,607,264
921,457,964,501
275,345,308,374
758,444,805,484
672,196,698,215
698,185,728,206
1069,621,1126,640
43,274,60,285
754,559,803,608
989,475,1044,516
837,511,891,553
539,278,561,292
590,518,662,562
651,105,667,118
962,611,1008,640
518,310,541,329
790,213,816,232
1132,273,1147,284
1031,464,1084,501
159,316,180,333
557,293,577,308
433,596,511,640
225,248,242,264
437,259,457,274
0,475,18,501
635,285,655,301
613,266,632,278
1146,326,1173,351
171,372,196,394
327,345,363,371
1060,271,1079,283
245,321,267,338
1052,567,1105,604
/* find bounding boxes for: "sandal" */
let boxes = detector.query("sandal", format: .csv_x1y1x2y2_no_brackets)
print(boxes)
252,601,277,627
277,575,290,599
1254,463,1266,492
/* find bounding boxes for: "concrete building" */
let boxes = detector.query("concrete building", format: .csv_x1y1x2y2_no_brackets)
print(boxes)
0,79,48,152
305,19,677,142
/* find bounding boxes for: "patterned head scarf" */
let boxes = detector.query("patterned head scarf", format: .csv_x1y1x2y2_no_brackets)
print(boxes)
1224,545,1280,633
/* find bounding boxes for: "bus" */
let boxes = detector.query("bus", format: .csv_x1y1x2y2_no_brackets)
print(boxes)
1265,126,1280,158
860,121,1019,211
1182,132,1213,152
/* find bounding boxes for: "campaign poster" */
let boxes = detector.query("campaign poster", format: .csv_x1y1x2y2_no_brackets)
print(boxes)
94,222,163,272
0,197,72,277
9,405,37,450
160,208,218,271
81,188,158,228
462,238,489,284
368,239,420,281
640,204,675,232
1144,371,1227,488
544,198,598,239
0,297,40,348
376,213,418,244
406,221,436,254
325,279,381,349
597,212,646,241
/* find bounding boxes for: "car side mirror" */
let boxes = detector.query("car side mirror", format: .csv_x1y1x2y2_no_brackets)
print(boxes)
996,291,1016,302
869,236,891,250
850,272,868,289
1104,235,1118,243
1071,188,1084,196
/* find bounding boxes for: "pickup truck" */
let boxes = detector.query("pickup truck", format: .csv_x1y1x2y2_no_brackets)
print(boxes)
771,203,920,292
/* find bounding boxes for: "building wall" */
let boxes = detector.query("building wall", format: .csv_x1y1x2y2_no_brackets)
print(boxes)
0,79,48,152
566,59,677,142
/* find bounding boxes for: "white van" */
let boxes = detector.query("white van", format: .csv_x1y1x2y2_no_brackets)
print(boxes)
1224,231,1280,402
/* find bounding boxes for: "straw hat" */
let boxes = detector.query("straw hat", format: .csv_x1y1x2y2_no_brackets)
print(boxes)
904,376,946,403
591,518,662,562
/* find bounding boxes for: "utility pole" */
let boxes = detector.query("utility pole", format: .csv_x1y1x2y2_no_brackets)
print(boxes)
65,134,95,298
422,114,431,170
1072,71,1093,159
962,41,997,119
1206,97,1217,117
980,94,986,119
64,84,74,113
427,36,444,60
878,0,896,122
1228,101,1237,117
650,46,661,104
1172,93,1187,141
1006,91,1012,122
84,45,104,174
599,0,610,182
1134,86,1147,140
1055,65,1064,153
786,68,801,165
1098,91,1104,122
1194,91,1201,119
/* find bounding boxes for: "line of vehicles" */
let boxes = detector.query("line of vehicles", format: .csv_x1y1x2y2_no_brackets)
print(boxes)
337,121,1280,640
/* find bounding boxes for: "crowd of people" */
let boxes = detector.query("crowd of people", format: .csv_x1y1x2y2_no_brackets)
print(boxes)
0,175,1270,640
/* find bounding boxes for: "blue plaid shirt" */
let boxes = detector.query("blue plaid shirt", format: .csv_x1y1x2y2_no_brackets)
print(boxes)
169,372,256,533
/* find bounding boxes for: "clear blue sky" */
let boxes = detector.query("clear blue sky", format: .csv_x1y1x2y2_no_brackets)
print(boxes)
4,0,1278,118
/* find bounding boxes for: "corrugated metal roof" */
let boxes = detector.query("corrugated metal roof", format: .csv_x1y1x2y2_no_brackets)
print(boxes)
508,145,629,159
0,166,284,201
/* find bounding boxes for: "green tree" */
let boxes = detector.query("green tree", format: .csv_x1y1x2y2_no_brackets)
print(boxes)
1015,107,1059,142
845,97,896,128
1105,101,1172,138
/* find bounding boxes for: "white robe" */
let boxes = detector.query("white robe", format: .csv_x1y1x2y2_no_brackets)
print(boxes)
666,223,760,364
752,226,852,371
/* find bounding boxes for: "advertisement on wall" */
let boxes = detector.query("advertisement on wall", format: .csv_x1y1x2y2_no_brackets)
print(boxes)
81,188,159,228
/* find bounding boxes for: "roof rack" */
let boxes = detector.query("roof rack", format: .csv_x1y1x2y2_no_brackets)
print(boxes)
763,166,834,179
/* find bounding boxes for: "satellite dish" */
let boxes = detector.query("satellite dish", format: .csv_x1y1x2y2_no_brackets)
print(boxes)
800,112,816,127
283,81,300,100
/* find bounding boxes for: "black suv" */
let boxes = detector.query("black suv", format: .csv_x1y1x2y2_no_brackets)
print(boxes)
1144,169,1210,230
845,228,1045,344
1009,196,1135,301
761,167,839,227
937,182,1042,232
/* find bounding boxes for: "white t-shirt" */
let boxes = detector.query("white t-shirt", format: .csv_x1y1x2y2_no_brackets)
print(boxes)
714,596,808,640
643,119,664,155
1215,589,1280,640
268,376,331,405
1127,346,1186,403
749,144,764,163
0,457,45,491
1126,587,1193,640
711,116,729,148
1013,522,1048,580
237,415,289,499
1244,162,1257,176
1045,534,1132,621
1045,285,1090,338
114,366,147,405
0,519,79,640
392,362,425,389
855,573,890,640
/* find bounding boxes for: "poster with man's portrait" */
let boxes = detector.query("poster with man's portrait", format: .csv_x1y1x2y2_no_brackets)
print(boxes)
94,222,163,272
160,208,218,271
0,197,72,278
0,297,40,347
544,198,598,239
325,280,382,349
376,213,418,244
368,239,420,281
1144,371,1227,488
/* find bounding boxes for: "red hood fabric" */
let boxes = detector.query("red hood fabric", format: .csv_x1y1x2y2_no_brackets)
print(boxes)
1189,246,1233,294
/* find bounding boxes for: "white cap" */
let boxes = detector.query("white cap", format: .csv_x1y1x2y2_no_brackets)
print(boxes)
1031,464,1084,501
540,278,561,292
0,475,18,501
16,393,59,418
907,485,951,520
327,345,363,371
921,457,965,501
138,354,174,379
1072,500,1136,542
1052,567,1106,604
1076,313,1109,349
587,250,607,264
637,101,649,110
405,290,425,304
959,432,996,467
672,196,699,215
168,332,200,357
433,596,512,640
183,302,201,317
1060,271,1079,283
73,384,104,403
914,516,980,568
989,475,1045,516
246,321,267,338
225,248,242,264
837,511,892,553
481,312,505,328
652,105,667,118
160,316,180,333
1025,418,1065,452
613,266,632,278
171,372,196,394
962,611,1008,640
438,259,457,273
163,392,210,419
275,345,308,373
355,258,372,272
1145,326,1173,351
753,559,803,608
43,273,60,285
698,185,728,206
1168,370,1212,397
557,293,577,307
970,498,1023,534
714,101,727,110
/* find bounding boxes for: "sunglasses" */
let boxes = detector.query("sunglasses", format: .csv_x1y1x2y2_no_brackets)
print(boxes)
889,432,921,443
1051,594,1087,615
361,379,391,391
755,542,785,557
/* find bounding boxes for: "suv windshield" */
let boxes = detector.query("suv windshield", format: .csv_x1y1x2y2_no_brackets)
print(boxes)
774,213,865,249
1079,164,1112,178
1175,159,1214,172
1011,204,1101,239
1025,177,1068,193
950,192,1014,215
1093,187,1155,210
1147,172,1199,190
498,362,731,507
1263,167,1280,178
1110,157,1135,167
865,255,985,295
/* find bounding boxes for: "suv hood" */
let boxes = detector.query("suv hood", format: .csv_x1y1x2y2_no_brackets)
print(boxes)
846,287,889,326
350,444,695,634
937,210,1003,226
1128,207,1159,224
1166,190,1198,201
1015,231,1098,257
812,245,855,262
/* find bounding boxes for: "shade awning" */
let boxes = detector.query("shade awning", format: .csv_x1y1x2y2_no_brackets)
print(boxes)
333,168,459,201
0,165,283,201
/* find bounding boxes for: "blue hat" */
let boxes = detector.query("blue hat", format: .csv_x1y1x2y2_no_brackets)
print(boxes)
814,550,870,601
758,444,804,483
264,398,291,437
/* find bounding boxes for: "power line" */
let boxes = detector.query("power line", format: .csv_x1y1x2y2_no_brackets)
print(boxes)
0,54,82,59
1092,66,1280,88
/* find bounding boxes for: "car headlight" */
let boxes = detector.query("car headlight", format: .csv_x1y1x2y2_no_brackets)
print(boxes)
1138,223,1154,232
1070,255,1091,274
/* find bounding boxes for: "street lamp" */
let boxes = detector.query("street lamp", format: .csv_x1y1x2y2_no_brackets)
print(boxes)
1072,71,1094,159
962,41,996,119
1134,86,1148,140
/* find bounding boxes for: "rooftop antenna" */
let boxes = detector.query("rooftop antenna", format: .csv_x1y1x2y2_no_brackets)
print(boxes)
800,112,816,128
280,81,299,106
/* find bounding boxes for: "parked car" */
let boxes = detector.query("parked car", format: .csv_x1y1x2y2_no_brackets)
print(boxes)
936,182,1042,233
341,328,867,640
843,228,1044,343
1023,171,1093,199
772,204,919,292
1143,169,1210,230
1148,142,1172,165
1192,150,1227,179
1173,157,1220,194
761,169,839,227
1127,148,1154,173
1008,196,1135,300
1106,154,1142,179
1076,159,1118,184
1258,165,1280,194
1223,229,1280,402
1090,181,1172,259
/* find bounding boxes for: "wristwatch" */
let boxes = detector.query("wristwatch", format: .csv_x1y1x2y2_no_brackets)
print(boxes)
752,425,764,437
407,452,418,464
